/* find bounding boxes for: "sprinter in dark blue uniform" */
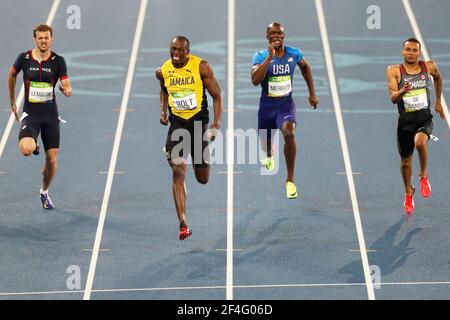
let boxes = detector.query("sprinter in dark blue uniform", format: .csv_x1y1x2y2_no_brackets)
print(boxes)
8,24,72,209
252,22,318,199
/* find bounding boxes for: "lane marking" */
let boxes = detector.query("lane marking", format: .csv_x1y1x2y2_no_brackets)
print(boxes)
402,0,450,129
226,0,236,301
83,0,148,301
0,0,61,161
315,0,375,300
336,172,362,175
3,280,450,297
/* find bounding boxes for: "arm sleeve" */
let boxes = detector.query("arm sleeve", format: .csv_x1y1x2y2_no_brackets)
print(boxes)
12,52,25,74
59,56,68,81
252,51,267,65
295,48,303,63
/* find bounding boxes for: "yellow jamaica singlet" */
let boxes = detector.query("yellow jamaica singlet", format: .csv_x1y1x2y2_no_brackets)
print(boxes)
161,54,207,121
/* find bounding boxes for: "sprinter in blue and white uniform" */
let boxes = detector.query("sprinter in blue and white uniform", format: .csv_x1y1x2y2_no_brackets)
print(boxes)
251,22,319,199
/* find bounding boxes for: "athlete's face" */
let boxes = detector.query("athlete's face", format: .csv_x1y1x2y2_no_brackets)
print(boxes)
402,42,421,64
170,38,190,67
266,25,285,49
34,31,52,53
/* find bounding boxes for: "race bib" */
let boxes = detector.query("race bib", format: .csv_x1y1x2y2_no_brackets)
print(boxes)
29,81,53,103
171,90,198,110
403,88,428,112
268,75,292,97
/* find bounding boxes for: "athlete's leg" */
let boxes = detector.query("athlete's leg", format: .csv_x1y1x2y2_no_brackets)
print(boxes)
170,159,188,226
415,132,429,178
400,155,414,195
42,148,59,191
281,121,296,183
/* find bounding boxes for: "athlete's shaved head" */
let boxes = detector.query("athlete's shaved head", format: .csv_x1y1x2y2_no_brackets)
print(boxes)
171,36,190,49
266,22,284,34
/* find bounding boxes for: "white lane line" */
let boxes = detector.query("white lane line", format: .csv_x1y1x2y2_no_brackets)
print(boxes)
3,280,450,297
226,0,236,301
402,0,450,129
315,0,375,300
82,0,148,300
0,0,61,161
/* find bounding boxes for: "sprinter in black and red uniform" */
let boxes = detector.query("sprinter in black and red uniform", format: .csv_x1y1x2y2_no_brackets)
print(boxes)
8,24,72,209
386,38,445,215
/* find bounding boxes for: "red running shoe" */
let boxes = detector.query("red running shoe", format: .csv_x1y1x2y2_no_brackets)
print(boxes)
404,186,415,215
179,225,192,241
420,176,431,198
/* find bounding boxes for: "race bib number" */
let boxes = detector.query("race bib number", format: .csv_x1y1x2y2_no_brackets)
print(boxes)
403,88,428,112
268,75,292,97
171,90,198,110
29,81,53,103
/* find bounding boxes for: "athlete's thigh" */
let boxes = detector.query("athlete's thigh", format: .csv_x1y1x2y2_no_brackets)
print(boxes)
41,115,60,152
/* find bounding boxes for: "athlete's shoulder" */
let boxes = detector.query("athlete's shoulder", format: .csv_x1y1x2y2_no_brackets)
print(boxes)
285,46,303,62
252,49,269,64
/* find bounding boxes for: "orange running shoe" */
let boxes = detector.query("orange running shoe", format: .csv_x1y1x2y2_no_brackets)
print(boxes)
420,176,431,198
404,186,415,215
179,224,192,241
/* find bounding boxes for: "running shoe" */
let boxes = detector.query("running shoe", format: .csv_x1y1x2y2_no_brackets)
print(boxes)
33,143,40,156
40,192,54,210
404,186,415,215
260,156,274,171
179,225,192,241
286,181,297,199
420,176,431,198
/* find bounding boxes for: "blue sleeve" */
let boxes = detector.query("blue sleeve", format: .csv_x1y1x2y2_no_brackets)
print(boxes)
12,52,25,73
252,50,268,65
295,48,303,63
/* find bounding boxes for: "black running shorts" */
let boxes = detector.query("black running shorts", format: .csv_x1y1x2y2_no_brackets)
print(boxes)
165,117,210,168
397,112,433,159
18,111,60,152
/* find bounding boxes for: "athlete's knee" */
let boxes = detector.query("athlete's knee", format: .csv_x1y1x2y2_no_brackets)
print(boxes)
400,158,412,170
46,157,58,168
194,166,210,184
20,148,33,157
415,139,427,151
282,129,295,142
171,160,187,178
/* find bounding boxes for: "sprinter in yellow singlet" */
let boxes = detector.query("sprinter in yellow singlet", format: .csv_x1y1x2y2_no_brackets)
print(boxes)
156,36,222,241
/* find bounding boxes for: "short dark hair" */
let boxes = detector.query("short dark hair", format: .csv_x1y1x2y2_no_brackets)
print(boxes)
403,38,421,49
171,36,190,49
33,24,53,38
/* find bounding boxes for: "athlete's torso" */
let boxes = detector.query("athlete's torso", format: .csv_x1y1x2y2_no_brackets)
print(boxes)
252,46,303,108
13,50,68,113
397,61,432,118
161,55,208,122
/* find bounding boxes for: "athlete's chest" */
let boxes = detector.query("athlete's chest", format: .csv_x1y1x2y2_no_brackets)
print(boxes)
24,60,58,82
268,56,296,76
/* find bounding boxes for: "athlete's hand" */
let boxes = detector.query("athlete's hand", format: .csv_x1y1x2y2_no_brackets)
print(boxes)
209,122,220,141
59,85,72,97
309,95,319,109
402,81,413,94
160,112,169,126
268,41,280,57
435,101,446,120
10,102,19,122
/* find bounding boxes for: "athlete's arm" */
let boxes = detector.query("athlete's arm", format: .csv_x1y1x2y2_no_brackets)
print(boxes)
7,67,19,122
59,78,72,97
298,58,318,109
426,60,445,119
200,60,222,140
251,43,278,86
156,67,169,126
386,65,411,104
